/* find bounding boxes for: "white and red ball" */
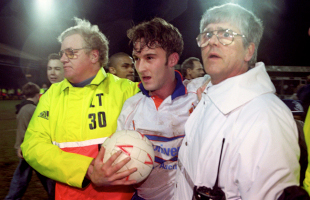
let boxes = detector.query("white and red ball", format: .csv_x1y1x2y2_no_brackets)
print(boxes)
102,130,155,183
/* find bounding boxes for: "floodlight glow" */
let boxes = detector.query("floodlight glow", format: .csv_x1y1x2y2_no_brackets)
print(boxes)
36,0,53,13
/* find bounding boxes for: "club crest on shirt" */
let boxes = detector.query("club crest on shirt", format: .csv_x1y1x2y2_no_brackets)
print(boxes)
188,102,196,114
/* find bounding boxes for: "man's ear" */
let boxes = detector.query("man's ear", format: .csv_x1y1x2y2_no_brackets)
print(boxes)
186,68,192,76
109,67,116,74
167,52,179,68
35,93,41,103
90,49,100,64
244,42,255,62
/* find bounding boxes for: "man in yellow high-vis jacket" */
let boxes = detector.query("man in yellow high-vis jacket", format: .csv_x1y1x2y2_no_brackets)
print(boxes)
21,17,139,200
303,109,310,194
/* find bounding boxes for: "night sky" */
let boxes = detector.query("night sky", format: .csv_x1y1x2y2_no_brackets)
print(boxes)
0,0,309,86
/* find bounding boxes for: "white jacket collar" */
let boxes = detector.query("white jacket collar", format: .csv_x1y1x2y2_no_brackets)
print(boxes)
204,62,275,115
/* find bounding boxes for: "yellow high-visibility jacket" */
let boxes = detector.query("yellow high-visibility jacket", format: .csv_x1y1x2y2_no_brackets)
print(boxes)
21,68,139,200
303,108,310,194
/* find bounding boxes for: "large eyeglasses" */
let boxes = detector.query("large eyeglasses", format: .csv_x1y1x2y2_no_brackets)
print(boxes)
196,29,245,47
59,48,91,59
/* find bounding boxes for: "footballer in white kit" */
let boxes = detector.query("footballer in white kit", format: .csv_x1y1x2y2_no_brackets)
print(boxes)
117,71,207,200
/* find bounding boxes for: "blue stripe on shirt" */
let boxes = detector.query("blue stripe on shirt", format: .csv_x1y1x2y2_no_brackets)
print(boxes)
155,156,178,164
145,134,184,142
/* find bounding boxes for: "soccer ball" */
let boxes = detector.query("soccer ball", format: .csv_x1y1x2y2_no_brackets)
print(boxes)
102,130,155,183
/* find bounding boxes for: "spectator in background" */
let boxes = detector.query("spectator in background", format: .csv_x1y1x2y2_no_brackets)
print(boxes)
17,88,22,99
40,83,48,95
21,17,139,200
8,88,15,99
47,53,64,84
290,83,306,100
107,52,135,81
298,75,310,120
282,99,307,186
5,82,55,200
174,3,304,199
181,57,204,80
40,54,65,98
2,88,8,98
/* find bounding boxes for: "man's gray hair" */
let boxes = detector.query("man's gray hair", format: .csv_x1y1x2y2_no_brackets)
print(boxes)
58,17,109,68
200,3,263,66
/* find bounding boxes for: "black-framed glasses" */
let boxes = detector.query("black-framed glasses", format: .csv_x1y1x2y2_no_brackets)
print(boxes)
196,29,245,47
59,48,91,59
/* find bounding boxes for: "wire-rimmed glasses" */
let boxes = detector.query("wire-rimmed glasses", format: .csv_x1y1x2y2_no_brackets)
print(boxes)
196,29,245,47
59,48,92,59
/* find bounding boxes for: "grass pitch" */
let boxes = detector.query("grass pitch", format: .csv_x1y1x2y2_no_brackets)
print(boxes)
0,100,48,200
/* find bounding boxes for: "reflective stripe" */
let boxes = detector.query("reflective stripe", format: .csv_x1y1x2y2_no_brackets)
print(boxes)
53,137,108,148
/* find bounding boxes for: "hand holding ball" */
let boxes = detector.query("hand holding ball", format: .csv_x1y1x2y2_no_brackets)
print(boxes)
102,130,155,183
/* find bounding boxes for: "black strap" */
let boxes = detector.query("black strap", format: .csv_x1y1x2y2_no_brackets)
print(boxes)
213,138,225,189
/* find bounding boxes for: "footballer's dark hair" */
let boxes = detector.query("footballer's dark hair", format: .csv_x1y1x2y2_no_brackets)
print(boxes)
127,17,184,58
